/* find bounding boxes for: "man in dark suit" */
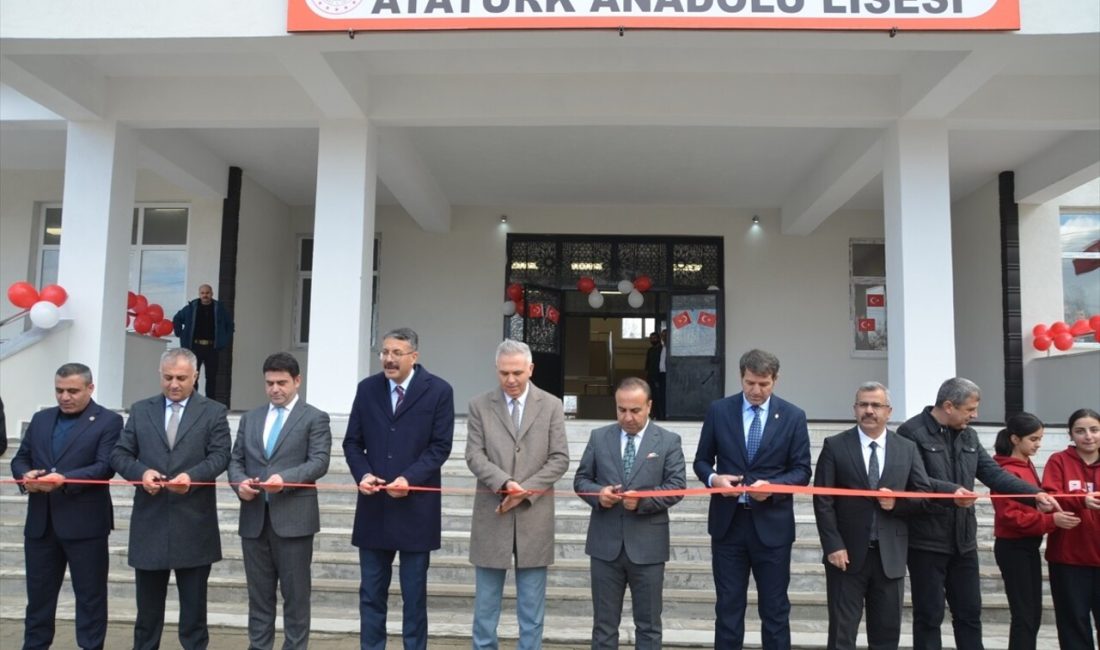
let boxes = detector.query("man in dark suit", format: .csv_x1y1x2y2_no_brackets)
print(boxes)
574,377,686,650
172,283,234,402
11,363,122,650
343,328,455,650
228,352,331,650
813,381,933,650
644,331,665,420
111,347,232,650
692,348,812,650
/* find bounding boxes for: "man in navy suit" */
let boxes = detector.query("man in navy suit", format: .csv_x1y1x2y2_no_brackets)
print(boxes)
343,328,455,650
11,363,123,650
693,349,812,650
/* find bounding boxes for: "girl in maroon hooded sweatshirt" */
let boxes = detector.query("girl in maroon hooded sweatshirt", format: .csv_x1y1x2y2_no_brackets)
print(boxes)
992,412,1080,650
1042,408,1100,650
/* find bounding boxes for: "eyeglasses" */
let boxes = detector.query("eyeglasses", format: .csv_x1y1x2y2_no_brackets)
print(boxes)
379,349,415,360
855,402,891,411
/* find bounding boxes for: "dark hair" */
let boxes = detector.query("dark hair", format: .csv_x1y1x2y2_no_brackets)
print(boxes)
934,377,980,408
55,362,93,385
993,412,1044,456
1067,408,1100,435
262,352,300,378
616,376,651,399
739,349,780,379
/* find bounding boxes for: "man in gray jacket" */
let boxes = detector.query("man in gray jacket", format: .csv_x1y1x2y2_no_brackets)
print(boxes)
111,347,231,650
228,352,331,650
574,377,687,650
465,339,570,650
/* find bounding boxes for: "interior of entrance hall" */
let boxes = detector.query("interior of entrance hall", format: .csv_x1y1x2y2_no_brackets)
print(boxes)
562,315,664,421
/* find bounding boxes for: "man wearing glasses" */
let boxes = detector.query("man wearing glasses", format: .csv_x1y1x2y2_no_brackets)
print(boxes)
812,382,933,650
343,328,455,650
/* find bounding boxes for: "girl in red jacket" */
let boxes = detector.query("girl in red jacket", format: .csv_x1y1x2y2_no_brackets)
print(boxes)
992,412,1078,650
1042,408,1100,650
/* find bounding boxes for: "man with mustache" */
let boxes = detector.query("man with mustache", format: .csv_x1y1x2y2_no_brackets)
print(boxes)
813,381,933,650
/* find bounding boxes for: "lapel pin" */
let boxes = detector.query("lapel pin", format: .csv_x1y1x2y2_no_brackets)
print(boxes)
89,416,96,421
774,414,779,419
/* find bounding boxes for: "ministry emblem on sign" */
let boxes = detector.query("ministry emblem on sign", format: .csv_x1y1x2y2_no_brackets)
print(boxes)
307,0,364,15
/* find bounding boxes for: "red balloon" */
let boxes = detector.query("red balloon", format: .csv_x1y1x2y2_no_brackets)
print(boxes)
146,304,165,323
1049,321,1069,335
1032,335,1052,352
132,295,149,315
127,291,137,310
633,275,653,293
133,313,153,334
1053,332,1074,351
1090,315,1100,332
7,281,38,309
153,319,174,337
1095,330,1100,343
514,299,526,317
38,284,68,307
1070,319,1091,336
577,277,596,294
1031,323,1048,338
506,283,524,302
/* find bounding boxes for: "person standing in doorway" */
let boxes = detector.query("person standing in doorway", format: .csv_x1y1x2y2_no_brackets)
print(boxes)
172,284,234,402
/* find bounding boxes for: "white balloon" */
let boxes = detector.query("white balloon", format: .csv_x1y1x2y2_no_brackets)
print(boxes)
628,290,645,308
503,300,517,316
30,300,60,329
617,280,635,294
588,291,605,309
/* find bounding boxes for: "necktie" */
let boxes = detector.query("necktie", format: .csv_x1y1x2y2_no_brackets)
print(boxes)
746,405,763,461
166,402,182,449
869,440,880,541
510,398,522,431
623,434,637,478
265,407,285,459
394,385,405,413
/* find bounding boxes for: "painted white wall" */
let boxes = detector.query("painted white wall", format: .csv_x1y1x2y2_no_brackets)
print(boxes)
1027,350,1100,425
0,169,63,340
0,324,71,438
371,205,888,420
122,332,170,407
950,178,1006,421
230,173,294,410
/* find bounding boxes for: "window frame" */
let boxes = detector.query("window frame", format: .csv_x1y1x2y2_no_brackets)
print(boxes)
850,238,887,359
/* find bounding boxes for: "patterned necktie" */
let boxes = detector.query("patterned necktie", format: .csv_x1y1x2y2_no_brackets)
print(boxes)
869,440,880,541
623,434,637,478
166,402,182,449
394,385,405,413
265,407,285,459
746,405,763,461
511,398,522,431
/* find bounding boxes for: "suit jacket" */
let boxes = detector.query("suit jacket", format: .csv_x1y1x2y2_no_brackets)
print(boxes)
227,400,331,539
11,400,122,540
465,383,569,569
574,421,686,565
111,392,231,570
812,427,932,578
343,364,454,551
692,393,812,547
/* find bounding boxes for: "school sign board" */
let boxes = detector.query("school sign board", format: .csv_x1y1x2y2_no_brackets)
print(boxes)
289,0,1019,32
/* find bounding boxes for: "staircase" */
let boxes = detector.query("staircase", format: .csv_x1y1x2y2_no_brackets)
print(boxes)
0,417,1066,648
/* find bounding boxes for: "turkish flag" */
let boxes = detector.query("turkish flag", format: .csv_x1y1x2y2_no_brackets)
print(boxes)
672,311,692,329
1073,239,1100,275
698,311,717,327
858,318,876,332
866,294,885,307
528,303,543,319
546,306,560,324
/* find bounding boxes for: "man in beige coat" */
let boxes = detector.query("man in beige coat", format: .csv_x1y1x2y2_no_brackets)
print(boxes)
465,339,570,650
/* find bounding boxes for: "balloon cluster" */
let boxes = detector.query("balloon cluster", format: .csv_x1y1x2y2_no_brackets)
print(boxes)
127,291,174,338
502,283,560,324
7,281,67,329
614,276,653,309
1032,316,1100,351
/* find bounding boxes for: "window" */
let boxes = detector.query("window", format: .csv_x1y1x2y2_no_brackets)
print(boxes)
36,204,189,315
851,239,887,357
621,317,658,340
1060,209,1100,327
294,235,380,347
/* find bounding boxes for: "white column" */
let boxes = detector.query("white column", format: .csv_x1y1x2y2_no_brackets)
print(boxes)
883,120,956,418
307,120,378,415
57,120,137,408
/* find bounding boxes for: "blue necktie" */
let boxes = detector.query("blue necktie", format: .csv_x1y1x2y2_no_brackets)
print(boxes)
746,405,763,461
265,408,285,459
